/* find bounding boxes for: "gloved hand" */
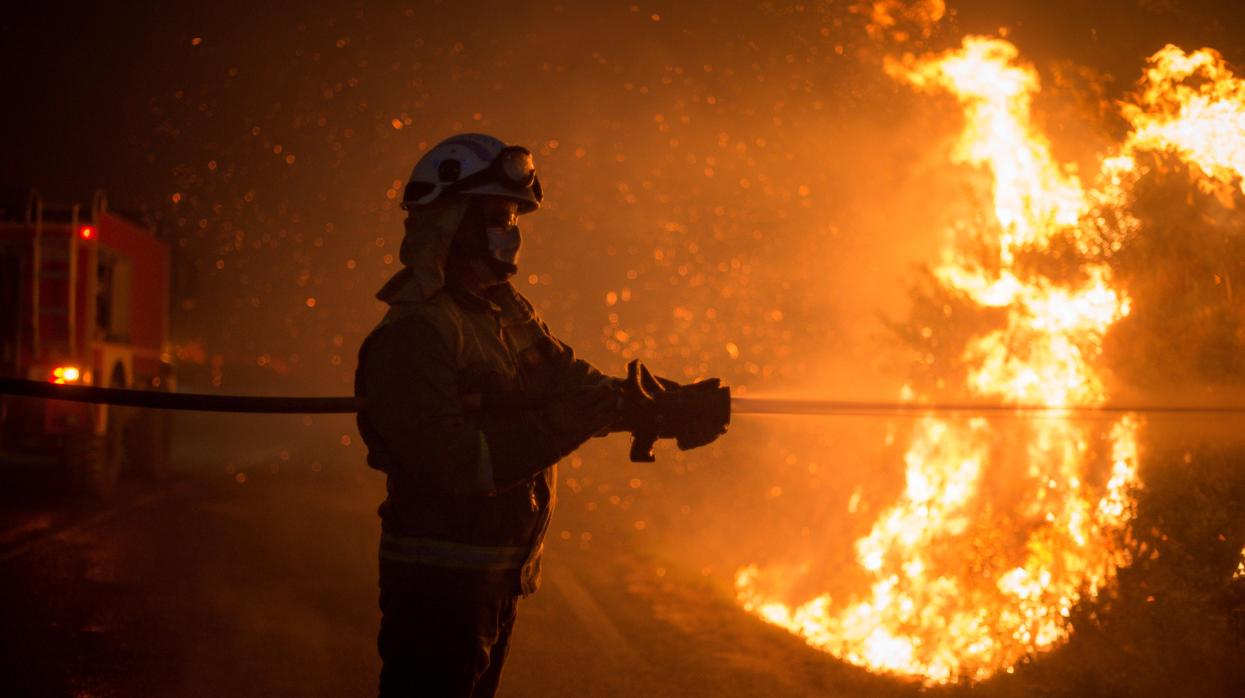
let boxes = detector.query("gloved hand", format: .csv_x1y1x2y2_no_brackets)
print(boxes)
666,379,729,450
615,360,730,461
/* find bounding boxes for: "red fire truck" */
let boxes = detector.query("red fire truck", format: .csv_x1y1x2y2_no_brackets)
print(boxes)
1,191,173,497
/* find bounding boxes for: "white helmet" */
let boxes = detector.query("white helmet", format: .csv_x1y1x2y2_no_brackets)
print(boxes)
401,133,543,214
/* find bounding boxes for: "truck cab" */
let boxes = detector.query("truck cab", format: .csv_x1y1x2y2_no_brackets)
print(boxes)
1,191,173,497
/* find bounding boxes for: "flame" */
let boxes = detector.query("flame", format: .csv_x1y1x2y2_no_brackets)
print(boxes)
737,36,1245,684
1123,45,1245,192
733,37,1245,684
895,38,1087,262
728,34,1245,683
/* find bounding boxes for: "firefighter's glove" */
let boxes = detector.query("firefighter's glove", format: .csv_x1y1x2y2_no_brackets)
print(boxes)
667,378,730,450
616,360,730,462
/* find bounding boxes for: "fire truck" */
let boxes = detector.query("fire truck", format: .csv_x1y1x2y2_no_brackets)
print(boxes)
0,191,173,497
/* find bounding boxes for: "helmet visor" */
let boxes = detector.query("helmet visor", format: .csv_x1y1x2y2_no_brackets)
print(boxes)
417,144,543,212
497,147,537,188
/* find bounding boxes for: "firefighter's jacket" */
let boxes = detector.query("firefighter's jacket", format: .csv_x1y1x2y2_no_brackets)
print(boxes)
355,200,611,598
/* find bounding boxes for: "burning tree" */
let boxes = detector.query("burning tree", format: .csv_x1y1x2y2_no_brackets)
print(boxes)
1098,160,1245,394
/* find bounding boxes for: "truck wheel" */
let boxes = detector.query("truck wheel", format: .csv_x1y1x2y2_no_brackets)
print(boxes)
127,410,171,481
67,417,123,499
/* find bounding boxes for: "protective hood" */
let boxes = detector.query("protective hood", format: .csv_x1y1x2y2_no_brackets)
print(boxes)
375,197,471,305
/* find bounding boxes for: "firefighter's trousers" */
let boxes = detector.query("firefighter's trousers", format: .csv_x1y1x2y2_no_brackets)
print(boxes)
377,589,518,698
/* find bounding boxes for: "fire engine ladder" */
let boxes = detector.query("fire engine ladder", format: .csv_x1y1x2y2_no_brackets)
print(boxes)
26,192,80,360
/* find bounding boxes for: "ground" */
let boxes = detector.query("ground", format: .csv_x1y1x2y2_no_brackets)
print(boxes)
1,414,1243,697
0,420,908,698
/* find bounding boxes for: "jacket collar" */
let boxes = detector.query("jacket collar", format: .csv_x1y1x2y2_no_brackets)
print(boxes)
446,279,502,315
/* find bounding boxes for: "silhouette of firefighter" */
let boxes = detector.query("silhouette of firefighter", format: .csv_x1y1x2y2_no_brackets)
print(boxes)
355,133,729,697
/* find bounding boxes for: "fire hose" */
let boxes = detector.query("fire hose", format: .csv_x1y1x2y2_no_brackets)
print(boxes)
3,373,1244,462
4,375,1243,416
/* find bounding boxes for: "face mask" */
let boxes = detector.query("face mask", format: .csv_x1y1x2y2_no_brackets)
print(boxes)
486,224,521,267
467,224,520,284
450,197,522,285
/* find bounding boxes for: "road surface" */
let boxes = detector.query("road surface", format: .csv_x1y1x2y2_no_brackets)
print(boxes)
3,414,1244,697
0,421,909,698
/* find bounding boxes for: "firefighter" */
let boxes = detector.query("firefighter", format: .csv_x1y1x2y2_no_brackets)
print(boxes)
355,133,727,697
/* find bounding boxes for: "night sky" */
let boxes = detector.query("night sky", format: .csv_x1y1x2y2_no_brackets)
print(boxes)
2,0,1242,398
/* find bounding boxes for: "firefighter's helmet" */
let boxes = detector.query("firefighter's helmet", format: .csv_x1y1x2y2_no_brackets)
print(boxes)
401,133,543,214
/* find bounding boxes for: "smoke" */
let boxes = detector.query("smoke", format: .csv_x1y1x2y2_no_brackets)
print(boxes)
6,0,1245,687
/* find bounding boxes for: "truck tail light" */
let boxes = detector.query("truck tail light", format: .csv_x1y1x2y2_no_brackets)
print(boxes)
79,225,95,240
50,366,82,384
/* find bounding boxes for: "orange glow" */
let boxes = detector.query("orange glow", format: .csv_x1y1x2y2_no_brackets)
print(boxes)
731,35,1190,684
78,225,95,240
50,366,82,384
736,35,1245,684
